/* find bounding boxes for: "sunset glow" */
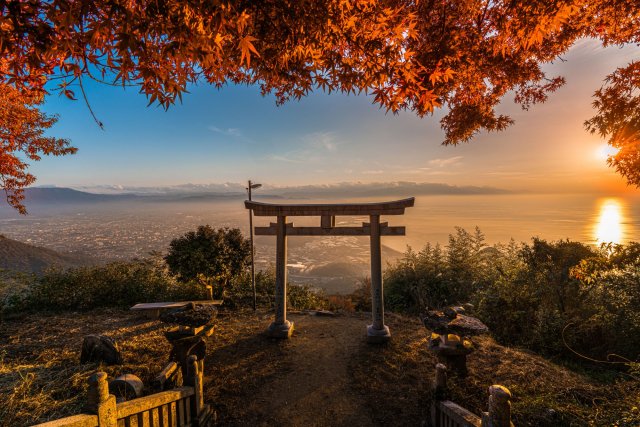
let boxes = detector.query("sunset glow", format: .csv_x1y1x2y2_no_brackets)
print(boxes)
596,143,620,162
594,198,624,244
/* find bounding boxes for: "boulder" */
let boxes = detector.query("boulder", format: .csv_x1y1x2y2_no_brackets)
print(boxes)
109,374,144,402
80,335,122,365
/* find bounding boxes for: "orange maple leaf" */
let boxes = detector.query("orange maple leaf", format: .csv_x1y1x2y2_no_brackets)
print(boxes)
239,35,260,67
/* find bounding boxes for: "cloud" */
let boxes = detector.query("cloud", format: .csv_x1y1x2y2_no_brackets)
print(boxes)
362,170,385,175
268,131,340,163
209,126,252,142
427,156,463,168
486,171,528,177
268,154,304,163
303,132,338,152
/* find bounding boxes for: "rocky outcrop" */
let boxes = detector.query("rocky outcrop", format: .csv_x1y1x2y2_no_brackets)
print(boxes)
80,335,122,365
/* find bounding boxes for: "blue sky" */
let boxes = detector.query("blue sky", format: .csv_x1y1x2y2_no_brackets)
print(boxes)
34,39,639,194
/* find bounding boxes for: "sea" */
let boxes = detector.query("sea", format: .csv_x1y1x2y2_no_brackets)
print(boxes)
1,192,639,263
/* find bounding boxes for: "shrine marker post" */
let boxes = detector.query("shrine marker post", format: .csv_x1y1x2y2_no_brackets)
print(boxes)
245,197,415,342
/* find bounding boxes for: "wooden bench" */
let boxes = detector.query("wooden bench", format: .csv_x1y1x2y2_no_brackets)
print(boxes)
130,301,223,319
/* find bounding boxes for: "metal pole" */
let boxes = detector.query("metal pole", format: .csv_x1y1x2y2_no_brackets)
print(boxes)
248,180,257,311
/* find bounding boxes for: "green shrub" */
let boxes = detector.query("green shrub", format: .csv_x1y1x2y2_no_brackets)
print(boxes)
350,277,372,312
224,268,276,308
383,227,498,313
287,283,327,310
2,257,207,314
0,269,35,317
382,229,640,361
226,267,327,310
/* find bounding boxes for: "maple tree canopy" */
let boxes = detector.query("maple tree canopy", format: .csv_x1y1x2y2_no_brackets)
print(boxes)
0,0,639,212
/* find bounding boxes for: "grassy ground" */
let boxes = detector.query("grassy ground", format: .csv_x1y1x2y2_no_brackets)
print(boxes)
0,309,638,426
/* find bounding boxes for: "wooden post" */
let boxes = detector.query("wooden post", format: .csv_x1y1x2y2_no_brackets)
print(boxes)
367,214,390,343
188,355,204,414
267,215,294,338
481,385,514,427
430,363,448,427
248,180,257,311
433,363,448,399
86,372,117,427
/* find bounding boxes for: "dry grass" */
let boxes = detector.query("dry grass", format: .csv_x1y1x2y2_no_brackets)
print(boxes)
1,309,638,426
0,309,170,426
349,313,640,427
0,308,289,426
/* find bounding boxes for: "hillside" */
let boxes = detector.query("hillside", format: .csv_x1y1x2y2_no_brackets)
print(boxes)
0,309,636,426
0,234,92,274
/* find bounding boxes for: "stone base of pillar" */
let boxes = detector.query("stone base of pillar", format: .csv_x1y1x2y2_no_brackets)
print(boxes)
366,324,391,343
267,320,294,339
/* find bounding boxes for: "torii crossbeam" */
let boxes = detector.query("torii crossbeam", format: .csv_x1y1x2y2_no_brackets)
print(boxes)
245,197,415,343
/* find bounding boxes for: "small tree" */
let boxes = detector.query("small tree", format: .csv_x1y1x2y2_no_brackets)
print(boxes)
164,226,251,298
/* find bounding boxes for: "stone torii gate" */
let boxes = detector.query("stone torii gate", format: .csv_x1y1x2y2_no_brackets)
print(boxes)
245,197,415,343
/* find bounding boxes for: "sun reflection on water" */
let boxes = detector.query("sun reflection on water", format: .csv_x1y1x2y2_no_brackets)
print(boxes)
594,198,624,245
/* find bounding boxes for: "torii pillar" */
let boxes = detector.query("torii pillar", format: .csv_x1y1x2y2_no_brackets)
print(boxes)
245,197,415,343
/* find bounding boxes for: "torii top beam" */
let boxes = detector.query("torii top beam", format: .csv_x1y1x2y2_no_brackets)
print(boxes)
244,197,415,217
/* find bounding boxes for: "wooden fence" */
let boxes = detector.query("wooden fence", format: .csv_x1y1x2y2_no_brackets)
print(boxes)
35,355,212,427
431,363,514,427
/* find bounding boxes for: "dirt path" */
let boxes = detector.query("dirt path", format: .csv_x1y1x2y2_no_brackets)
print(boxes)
208,311,376,426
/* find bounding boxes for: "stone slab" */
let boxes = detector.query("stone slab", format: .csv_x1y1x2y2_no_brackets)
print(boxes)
130,301,223,319
366,324,391,344
267,320,294,339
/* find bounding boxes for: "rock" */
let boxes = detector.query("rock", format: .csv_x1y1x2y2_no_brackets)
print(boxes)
313,310,336,317
109,374,144,402
447,314,489,336
80,335,123,365
160,304,217,327
423,311,488,336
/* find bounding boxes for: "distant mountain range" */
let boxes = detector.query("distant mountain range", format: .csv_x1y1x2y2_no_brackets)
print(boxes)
17,181,509,205
0,235,91,274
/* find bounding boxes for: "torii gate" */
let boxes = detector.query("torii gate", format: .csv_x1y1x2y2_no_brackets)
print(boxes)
245,197,415,343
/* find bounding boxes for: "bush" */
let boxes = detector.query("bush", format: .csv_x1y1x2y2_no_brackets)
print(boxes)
2,256,207,314
570,245,640,361
225,268,276,308
226,266,328,310
350,277,372,312
381,228,640,361
475,238,597,356
287,283,327,310
383,227,498,313
0,269,35,317
165,226,251,298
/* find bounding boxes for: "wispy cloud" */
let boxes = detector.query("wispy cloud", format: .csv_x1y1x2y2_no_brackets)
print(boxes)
268,154,305,163
269,131,340,163
427,156,463,168
209,126,253,143
486,171,528,177
303,131,338,152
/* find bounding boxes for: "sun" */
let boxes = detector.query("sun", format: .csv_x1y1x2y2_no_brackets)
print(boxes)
596,143,619,161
